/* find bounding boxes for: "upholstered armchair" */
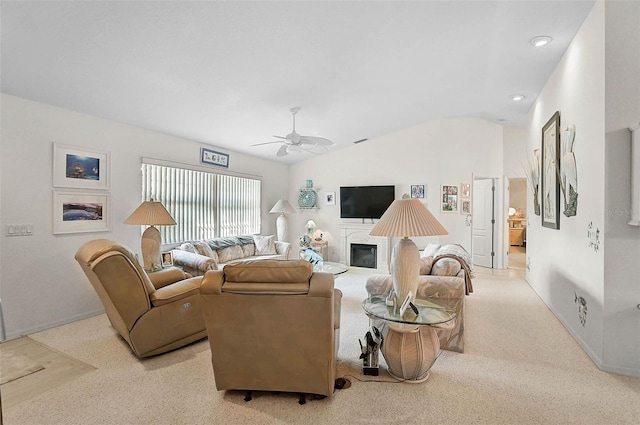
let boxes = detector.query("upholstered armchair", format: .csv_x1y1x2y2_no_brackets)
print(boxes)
200,260,342,398
75,239,207,358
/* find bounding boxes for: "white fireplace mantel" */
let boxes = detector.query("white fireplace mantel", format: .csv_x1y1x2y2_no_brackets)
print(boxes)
339,223,390,273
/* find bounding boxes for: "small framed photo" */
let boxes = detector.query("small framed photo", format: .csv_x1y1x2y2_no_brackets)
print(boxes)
461,183,471,198
162,251,174,267
441,184,459,213
53,143,110,190
324,191,336,205
53,191,110,234
410,184,425,199
461,200,471,214
201,148,229,168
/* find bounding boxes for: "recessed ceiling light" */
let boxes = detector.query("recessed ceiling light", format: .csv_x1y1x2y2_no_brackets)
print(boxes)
530,36,553,47
511,94,525,101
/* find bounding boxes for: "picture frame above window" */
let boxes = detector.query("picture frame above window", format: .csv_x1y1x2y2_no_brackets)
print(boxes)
53,143,110,190
201,148,229,168
410,184,425,199
441,184,459,213
542,111,561,230
53,190,110,234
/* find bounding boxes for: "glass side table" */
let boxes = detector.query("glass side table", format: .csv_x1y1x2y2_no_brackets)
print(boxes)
362,295,456,382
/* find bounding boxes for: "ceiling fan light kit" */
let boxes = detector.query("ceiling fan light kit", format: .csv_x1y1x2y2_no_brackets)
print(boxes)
252,107,333,157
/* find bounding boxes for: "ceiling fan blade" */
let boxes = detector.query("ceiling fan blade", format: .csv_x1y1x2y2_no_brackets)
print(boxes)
273,135,287,140
300,136,333,146
252,141,282,146
276,145,288,157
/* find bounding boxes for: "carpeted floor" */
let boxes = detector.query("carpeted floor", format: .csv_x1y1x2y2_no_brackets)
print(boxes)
2,267,639,424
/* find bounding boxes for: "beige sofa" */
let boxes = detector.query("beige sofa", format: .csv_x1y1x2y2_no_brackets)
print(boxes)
365,244,473,353
167,235,291,276
200,260,342,398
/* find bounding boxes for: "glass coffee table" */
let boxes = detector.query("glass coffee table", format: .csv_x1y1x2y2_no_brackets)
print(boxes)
321,261,349,275
362,295,456,382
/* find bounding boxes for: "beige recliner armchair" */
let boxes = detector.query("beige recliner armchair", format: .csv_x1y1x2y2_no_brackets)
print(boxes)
75,239,207,358
200,260,342,399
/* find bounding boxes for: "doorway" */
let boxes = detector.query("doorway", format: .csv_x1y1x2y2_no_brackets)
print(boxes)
507,178,527,270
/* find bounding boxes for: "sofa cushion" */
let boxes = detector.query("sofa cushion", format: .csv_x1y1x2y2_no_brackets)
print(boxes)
242,243,256,257
224,259,313,283
253,234,277,255
432,258,462,276
419,256,434,275
421,243,441,257
193,241,219,262
217,245,244,263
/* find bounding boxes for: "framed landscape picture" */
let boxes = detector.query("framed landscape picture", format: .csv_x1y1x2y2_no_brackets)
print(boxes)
541,111,561,229
441,184,459,212
53,143,110,190
53,191,110,234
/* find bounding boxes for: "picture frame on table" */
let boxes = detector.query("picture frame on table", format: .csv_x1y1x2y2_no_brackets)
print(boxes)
410,184,425,199
53,190,110,234
541,111,561,230
162,251,174,267
441,184,459,212
201,148,229,168
53,143,110,190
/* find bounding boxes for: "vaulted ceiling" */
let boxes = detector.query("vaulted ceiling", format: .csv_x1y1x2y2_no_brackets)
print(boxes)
1,1,595,163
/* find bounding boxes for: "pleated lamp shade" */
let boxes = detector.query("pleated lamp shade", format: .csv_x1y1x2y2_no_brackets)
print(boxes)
124,199,176,226
370,194,448,305
370,195,448,238
269,199,296,215
125,199,176,272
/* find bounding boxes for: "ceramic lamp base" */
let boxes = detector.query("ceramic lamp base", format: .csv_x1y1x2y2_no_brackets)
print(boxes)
390,237,421,304
141,226,161,271
275,214,288,242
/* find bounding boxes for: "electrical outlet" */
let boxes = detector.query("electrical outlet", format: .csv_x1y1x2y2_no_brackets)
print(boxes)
5,224,34,236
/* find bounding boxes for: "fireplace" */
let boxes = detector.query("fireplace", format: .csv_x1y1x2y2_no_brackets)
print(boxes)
350,243,377,269
339,223,389,273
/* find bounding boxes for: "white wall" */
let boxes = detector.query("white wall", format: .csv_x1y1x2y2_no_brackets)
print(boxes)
287,117,504,263
503,126,528,179
0,93,288,338
525,3,608,368
602,0,640,377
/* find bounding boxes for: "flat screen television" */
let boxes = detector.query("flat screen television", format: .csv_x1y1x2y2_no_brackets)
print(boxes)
340,185,395,219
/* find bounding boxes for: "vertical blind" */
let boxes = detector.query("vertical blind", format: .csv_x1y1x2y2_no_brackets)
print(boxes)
141,164,261,243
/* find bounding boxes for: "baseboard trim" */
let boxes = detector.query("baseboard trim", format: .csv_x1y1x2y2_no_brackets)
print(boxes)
5,308,105,341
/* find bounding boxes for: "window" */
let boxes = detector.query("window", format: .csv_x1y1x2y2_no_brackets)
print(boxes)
141,163,261,243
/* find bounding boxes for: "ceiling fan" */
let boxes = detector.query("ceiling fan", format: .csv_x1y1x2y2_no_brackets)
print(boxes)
253,107,333,157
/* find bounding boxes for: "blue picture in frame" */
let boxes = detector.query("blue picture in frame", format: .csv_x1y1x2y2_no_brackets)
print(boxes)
65,154,100,180
201,148,229,168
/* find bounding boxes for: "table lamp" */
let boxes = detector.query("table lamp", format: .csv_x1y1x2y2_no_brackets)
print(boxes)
269,199,296,241
370,194,448,304
125,199,176,271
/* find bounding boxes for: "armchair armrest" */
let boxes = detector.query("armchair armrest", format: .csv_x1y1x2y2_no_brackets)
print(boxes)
148,267,190,289
275,241,291,259
171,249,218,276
150,276,202,307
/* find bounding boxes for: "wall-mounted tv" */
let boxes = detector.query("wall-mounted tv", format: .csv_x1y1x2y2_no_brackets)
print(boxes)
340,185,395,219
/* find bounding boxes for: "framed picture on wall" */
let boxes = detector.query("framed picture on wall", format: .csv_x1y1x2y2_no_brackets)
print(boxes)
53,143,110,190
53,190,110,234
440,184,459,212
541,111,561,229
460,182,471,198
410,184,425,198
201,148,229,168
461,200,471,214
324,191,336,205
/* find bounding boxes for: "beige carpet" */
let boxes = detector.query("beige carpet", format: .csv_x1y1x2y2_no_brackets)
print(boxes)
2,267,639,425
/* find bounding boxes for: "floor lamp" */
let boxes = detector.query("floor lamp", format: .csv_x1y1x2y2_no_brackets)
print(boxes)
125,199,176,272
370,194,448,304
270,199,296,241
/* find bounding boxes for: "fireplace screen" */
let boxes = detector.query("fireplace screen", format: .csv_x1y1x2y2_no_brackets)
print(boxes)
350,243,377,269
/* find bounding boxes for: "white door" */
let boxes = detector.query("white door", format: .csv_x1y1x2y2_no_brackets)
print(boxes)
473,178,495,268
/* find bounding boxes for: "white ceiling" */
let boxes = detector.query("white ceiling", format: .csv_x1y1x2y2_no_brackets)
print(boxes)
1,1,596,164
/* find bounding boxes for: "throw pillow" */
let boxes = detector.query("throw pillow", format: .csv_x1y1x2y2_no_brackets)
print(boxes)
432,258,462,276
179,242,196,253
193,241,219,263
419,256,433,275
421,244,441,258
217,245,244,263
253,234,277,255
242,243,256,257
